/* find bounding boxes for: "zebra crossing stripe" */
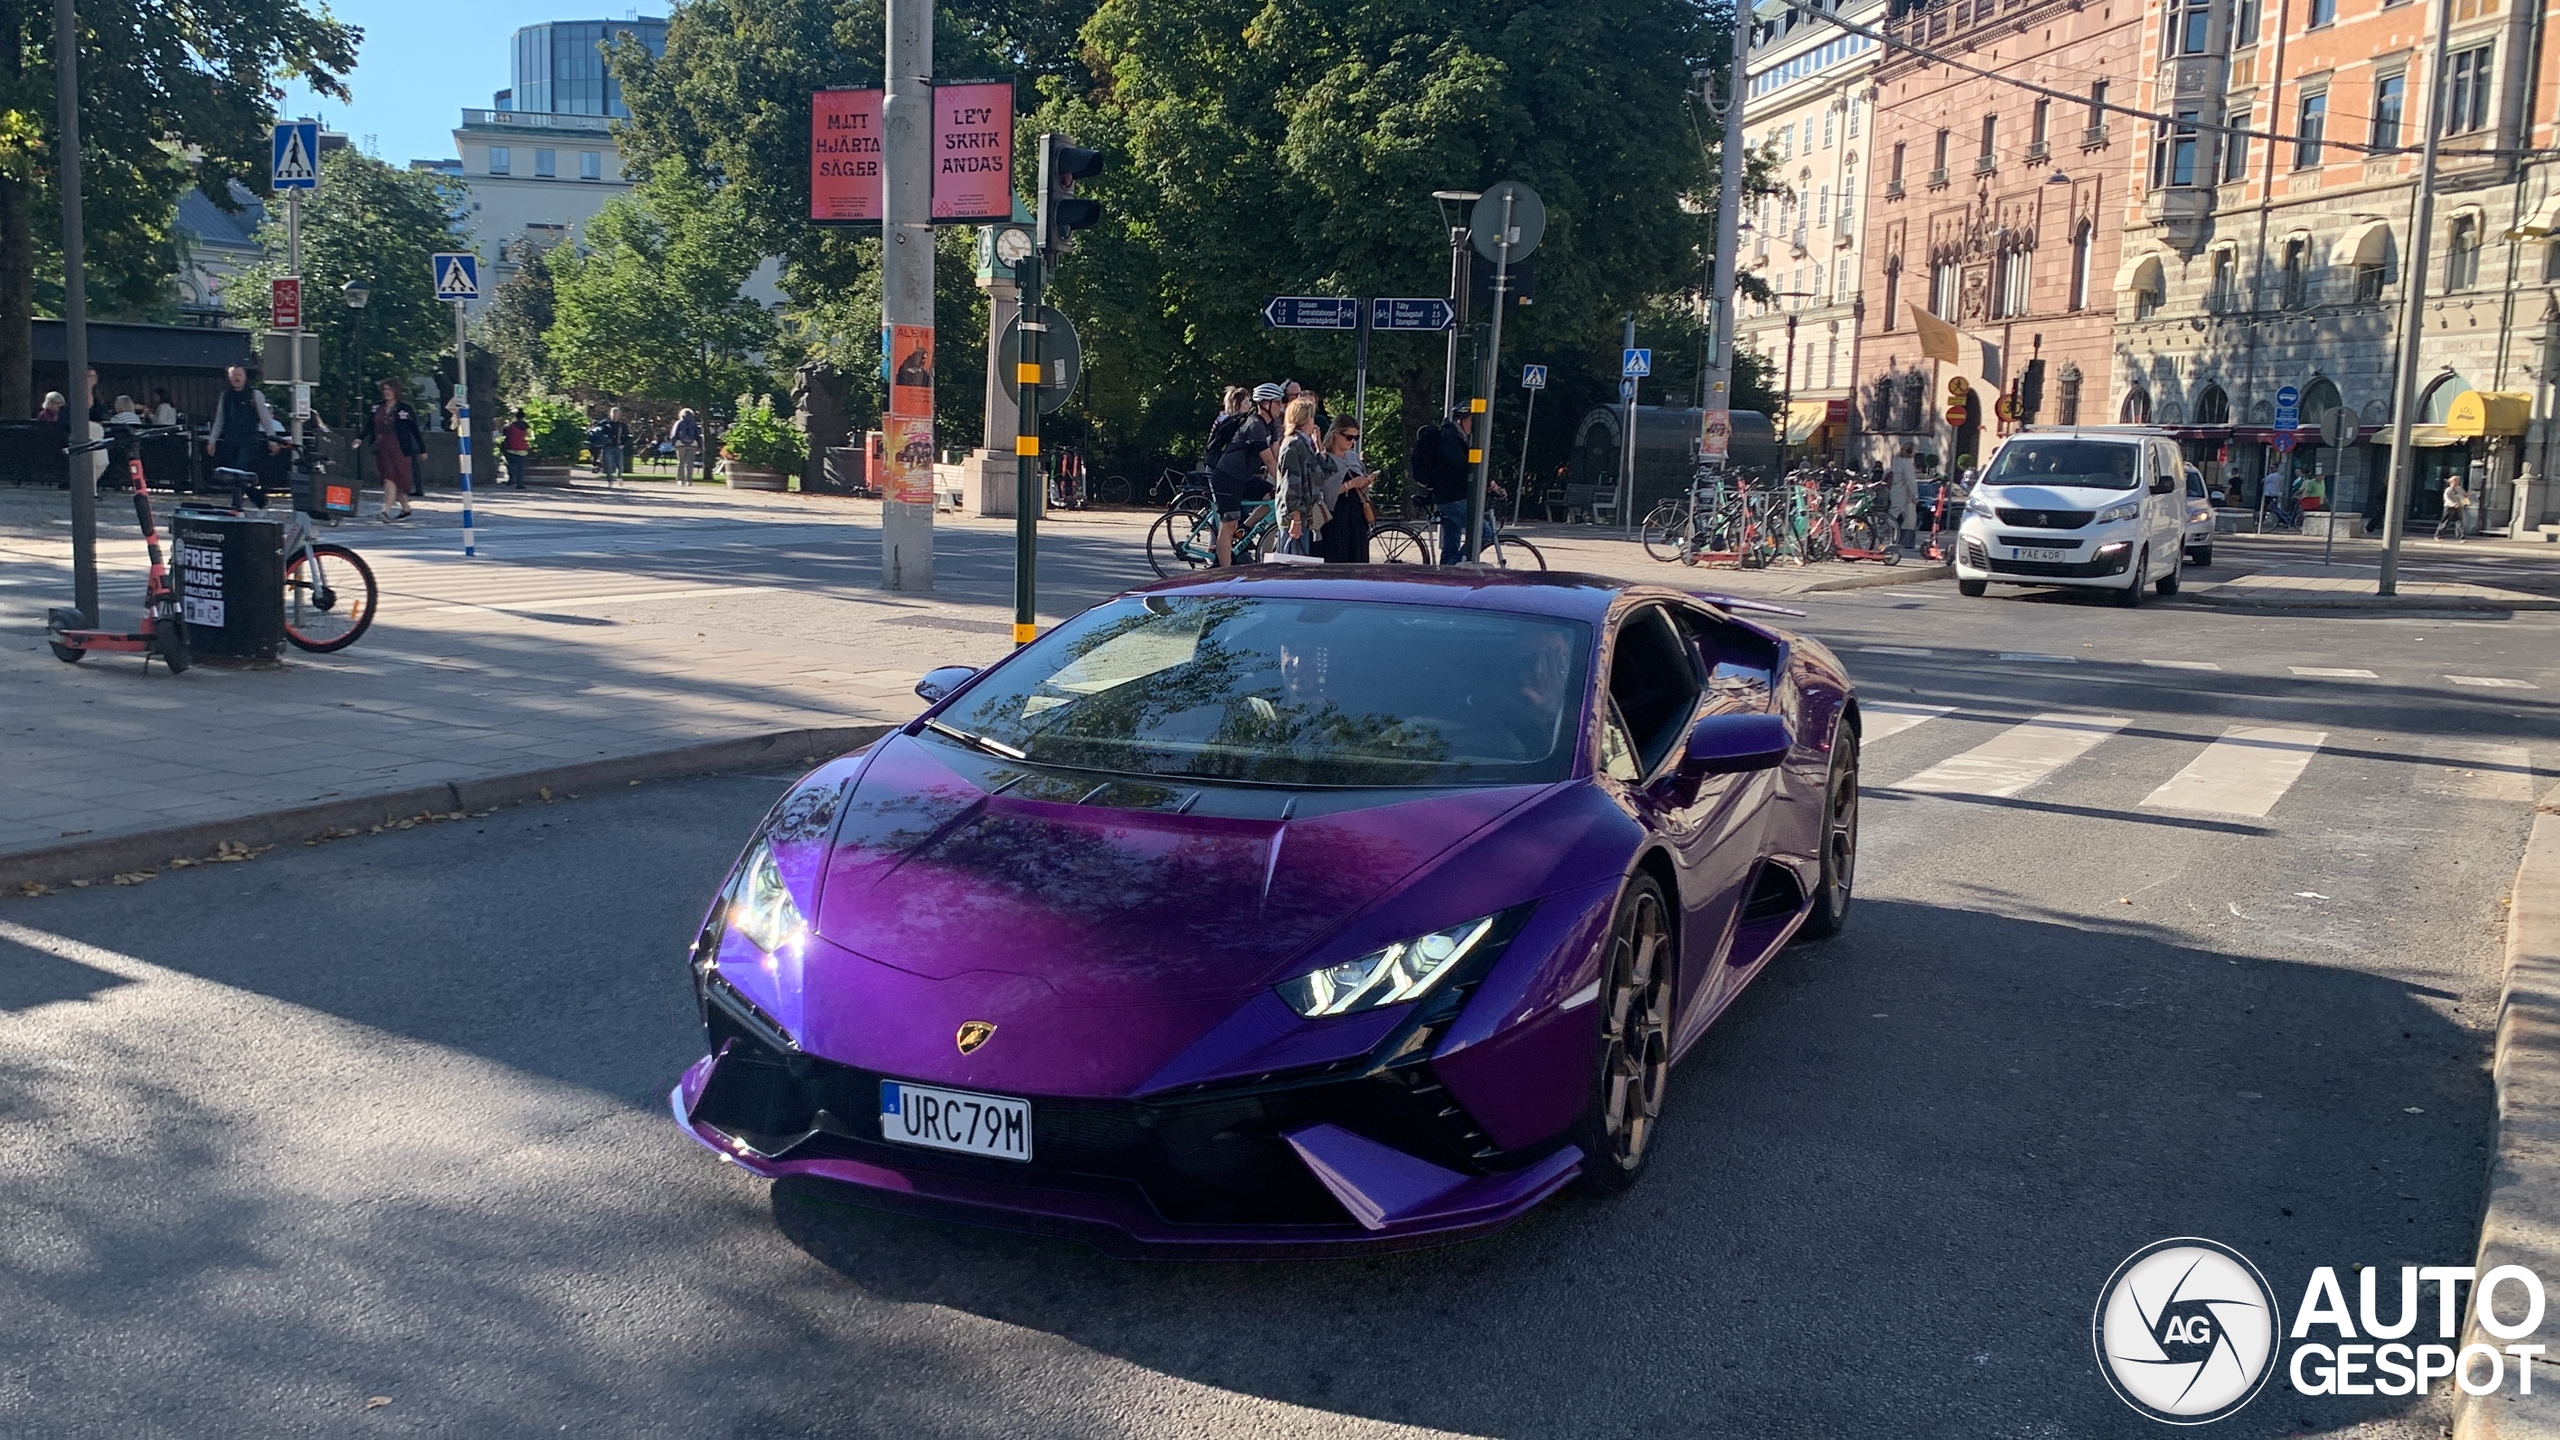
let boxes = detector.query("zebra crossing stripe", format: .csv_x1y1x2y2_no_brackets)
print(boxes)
2140,725,2327,817
2448,675,2538,689
1862,702,1951,742
2291,666,2378,678
1892,713,2130,798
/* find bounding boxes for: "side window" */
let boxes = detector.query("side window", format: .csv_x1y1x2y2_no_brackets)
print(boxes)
1670,604,1780,715
1605,606,1704,776
1598,704,1642,783
2150,440,2181,488
2187,470,2207,498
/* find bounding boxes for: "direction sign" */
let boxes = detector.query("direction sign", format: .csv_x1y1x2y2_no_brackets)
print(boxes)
432,252,481,302
2319,405,2357,448
1262,296,1358,329
1521,364,1548,390
2273,383,2300,429
270,123,320,191
1372,297,1454,332
270,278,302,332
1622,348,1652,378
1469,181,1546,263
1000,306,1084,415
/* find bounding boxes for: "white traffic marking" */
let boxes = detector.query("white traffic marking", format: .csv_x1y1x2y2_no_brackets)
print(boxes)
1863,702,1953,741
2141,658,2222,670
1892,713,2130,798
1862,645,1934,657
2417,743,2537,802
2291,666,2379,678
2140,725,2327,817
2447,675,2538,689
1997,653,2079,663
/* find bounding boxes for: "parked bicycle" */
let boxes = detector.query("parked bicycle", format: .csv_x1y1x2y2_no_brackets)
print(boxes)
1146,496,1281,575
1368,521,1547,570
194,444,380,653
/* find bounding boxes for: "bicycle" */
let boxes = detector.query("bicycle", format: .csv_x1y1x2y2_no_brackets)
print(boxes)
197,445,380,653
1366,520,1548,570
1146,496,1281,576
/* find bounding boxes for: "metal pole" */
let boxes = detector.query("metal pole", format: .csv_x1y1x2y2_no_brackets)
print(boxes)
1781,311,1798,469
1620,311,1638,538
1442,230,1468,418
1466,191,1516,562
1513,382,1537,527
55,0,94,624
1699,3,1751,461
879,0,934,591
454,301,475,557
2380,0,2458,596
1014,250,1042,643
1353,300,1370,469
287,190,304,458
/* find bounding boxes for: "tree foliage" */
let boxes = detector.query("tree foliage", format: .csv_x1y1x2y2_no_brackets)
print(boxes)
482,244,559,403
222,148,458,426
0,0,357,413
545,162,776,416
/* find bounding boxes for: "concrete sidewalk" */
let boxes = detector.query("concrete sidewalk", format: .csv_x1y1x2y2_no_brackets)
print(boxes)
0,480,1917,880
2185,564,2560,611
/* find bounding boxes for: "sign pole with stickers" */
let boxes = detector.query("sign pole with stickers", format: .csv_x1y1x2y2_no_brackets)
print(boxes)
1513,364,1546,526
432,253,480,557
878,0,935,591
272,124,320,487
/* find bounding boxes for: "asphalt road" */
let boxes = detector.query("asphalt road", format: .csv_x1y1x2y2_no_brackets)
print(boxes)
1,576,2550,1439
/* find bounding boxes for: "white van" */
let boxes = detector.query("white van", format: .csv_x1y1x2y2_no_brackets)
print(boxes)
1953,427,2191,606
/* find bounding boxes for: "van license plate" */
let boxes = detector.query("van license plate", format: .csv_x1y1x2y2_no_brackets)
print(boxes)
879,1080,1032,1161
2011,546,2068,563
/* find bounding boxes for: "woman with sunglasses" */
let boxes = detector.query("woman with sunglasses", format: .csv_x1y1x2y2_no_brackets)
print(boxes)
1317,416,1373,563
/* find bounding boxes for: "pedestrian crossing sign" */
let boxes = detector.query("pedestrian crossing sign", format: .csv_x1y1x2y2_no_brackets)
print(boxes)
433,252,480,302
1622,348,1651,378
270,123,320,191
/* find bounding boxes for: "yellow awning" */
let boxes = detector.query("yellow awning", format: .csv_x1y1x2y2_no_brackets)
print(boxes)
1784,400,1830,445
2445,389,2531,437
2372,423,2466,448
2336,220,2390,268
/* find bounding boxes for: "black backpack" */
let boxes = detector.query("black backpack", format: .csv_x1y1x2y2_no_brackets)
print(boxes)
1204,411,1245,467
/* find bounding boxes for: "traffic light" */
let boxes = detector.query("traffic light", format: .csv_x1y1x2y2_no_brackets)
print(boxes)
2017,359,2045,422
1037,133,1104,260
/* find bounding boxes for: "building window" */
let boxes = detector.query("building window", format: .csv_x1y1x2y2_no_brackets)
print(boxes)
488,146,511,175
1890,142,1906,186
2281,238,2308,307
2058,362,2084,423
2088,81,2109,130
2032,99,2051,146
1847,98,1861,137
1824,107,1836,148
1839,167,1856,230
2171,0,2211,54
2153,111,2203,186
1995,247,2032,318
2234,0,2260,46
2135,280,2163,320
2293,93,2325,169
2068,222,2093,310
2122,386,2153,423
1934,128,1950,173
2446,216,2481,290
2445,46,2494,133
580,151,601,180
2356,257,2386,302
2210,248,2237,306
1818,184,1831,227
2369,72,2404,150
1837,257,1854,295
1882,259,1902,326
2196,385,2231,424
1979,114,1998,162
2309,0,2334,25
2223,109,2252,180
1932,257,1960,316
534,148,557,178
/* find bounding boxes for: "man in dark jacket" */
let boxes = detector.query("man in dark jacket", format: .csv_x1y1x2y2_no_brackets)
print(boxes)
204,365,280,488
1430,410,1481,563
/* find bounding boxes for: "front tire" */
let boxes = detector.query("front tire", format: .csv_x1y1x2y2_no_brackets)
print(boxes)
1572,873,1674,1193
1371,523,1432,565
2187,543,2211,567
1958,578,1988,597
2155,550,2182,596
1797,725,1858,939
2114,546,2148,608
1490,533,1546,570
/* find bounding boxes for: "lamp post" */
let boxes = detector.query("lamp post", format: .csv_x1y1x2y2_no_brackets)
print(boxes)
343,278,369,488
1431,190,1480,421
1767,290,1818,469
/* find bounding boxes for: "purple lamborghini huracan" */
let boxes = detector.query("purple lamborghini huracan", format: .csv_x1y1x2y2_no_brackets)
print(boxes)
672,568,1860,1256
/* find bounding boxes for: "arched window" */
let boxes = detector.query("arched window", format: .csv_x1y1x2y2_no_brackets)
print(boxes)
2068,222,2094,310
2300,376,2344,431
2195,384,2230,425
2121,386,2153,424
2446,216,2481,291
1882,256,1902,326
2058,361,2084,424
2419,372,2472,424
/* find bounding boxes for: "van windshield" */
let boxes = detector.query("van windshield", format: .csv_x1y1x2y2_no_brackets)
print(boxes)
1984,439,2143,491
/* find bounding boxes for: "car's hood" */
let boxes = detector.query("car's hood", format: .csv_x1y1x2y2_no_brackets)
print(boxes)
1976,484,2145,509
812,732,1548,1006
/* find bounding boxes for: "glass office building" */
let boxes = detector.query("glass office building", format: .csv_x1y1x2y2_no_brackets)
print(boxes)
505,18,668,118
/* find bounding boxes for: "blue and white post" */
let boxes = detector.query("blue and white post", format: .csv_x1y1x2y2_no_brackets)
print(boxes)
452,298,474,557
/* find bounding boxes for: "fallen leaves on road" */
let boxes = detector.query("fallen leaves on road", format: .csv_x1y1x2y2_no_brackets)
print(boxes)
16,882,53,897
364,1396,391,1409
111,870,157,886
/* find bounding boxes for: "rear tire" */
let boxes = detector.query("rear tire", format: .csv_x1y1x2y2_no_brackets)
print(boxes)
1571,873,1674,1194
1797,725,1858,940
284,543,378,652
1958,578,1987,597
1490,533,1546,570
1640,502,1683,563
49,640,83,663
1145,509,1206,577
153,603,190,674
1371,523,1432,565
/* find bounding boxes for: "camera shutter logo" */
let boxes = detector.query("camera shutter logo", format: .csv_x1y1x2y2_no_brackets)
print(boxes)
2093,1238,2281,1424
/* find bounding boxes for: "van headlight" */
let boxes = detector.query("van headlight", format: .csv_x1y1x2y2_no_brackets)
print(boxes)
1964,490,1996,519
2095,500,2142,524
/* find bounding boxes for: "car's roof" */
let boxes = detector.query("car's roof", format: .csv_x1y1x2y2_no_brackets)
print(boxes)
1126,565,1792,625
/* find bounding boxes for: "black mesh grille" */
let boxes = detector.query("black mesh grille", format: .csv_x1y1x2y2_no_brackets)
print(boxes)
1995,507,2095,529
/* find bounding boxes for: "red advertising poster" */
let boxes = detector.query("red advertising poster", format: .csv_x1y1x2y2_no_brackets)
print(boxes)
930,81,1015,222
810,88,883,222
883,415,938,505
271,277,302,331
888,324,934,418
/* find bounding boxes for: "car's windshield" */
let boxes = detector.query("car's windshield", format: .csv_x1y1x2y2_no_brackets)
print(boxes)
1983,439,2143,491
934,595,1591,788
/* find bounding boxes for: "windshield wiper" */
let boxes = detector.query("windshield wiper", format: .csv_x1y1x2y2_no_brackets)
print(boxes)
923,718,1028,761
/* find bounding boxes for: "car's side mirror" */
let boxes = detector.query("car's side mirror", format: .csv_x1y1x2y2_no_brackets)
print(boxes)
1681,712,1792,776
914,665,976,704
2211,489,2228,504
2150,473,2176,495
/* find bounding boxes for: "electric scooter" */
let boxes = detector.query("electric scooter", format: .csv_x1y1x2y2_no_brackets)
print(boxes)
46,425,193,673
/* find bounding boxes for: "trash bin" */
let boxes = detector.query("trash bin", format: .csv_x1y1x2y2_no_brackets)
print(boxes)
171,510,284,660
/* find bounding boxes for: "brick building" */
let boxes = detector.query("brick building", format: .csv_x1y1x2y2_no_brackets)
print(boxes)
1850,0,2147,475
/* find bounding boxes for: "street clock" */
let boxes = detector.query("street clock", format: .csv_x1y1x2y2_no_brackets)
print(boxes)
993,226,1034,266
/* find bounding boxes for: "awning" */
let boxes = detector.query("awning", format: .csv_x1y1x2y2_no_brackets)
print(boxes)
2445,389,2531,437
2336,220,2390,268
1784,399,1830,445
2516,195,2560,239
2370,423,2467,448
2113,251,2164,295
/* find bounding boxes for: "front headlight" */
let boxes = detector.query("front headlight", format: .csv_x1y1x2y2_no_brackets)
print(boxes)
727,837,808,956
1278,914,1500,1018
2095,500,2141,524
1964,490,1996,519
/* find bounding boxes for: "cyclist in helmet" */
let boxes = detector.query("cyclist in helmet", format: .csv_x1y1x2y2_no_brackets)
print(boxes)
1209,383,1284,565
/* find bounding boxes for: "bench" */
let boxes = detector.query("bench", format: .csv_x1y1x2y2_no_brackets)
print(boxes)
1547,483,1621,525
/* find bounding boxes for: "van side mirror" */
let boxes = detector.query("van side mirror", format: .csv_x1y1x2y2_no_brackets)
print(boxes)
2150,473,2176,495
1681,713,1792,776
914,665,977,704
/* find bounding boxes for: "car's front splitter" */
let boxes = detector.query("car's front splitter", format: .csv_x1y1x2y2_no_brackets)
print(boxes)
669,1055,1583,1259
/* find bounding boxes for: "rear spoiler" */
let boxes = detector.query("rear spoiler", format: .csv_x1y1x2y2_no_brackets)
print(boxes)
1687,591,1806,618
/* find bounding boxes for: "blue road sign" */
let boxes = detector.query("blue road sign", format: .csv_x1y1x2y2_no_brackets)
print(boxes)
1622,348,1652,378
1262,296,1359,330
2273,384,2300,429
432,252,481,302
1372,297,1455,332
1521,364,1548,390
271,123,320,191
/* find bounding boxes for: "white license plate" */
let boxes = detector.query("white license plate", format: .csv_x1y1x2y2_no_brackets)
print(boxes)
2010,546,2069,563
879,1080,1032,1162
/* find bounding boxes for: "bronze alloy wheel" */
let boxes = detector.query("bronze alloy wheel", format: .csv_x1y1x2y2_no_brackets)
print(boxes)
1800,726,1859,939
1576,874,1674,1191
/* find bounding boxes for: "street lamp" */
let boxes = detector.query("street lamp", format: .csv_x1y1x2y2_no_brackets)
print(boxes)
1768,289,1818,469
1430,190,1483,418
343,278,371,487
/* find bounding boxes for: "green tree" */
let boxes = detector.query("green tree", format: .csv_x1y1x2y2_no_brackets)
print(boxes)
0,0,357,414
222,148,456,427
481,243,558,403
544,162,777,416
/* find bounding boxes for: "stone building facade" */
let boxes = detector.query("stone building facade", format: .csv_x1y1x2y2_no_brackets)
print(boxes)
2110,0,2560,532
1736,0,1887,463
1852,0,2148,474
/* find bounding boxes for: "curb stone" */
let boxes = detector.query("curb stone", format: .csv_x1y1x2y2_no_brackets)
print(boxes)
2455,779,2560,1440
2184,589,2558,613
0,723,894,894
1797,562,1954,593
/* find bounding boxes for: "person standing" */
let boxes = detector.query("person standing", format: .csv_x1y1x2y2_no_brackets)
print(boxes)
1428,410,1479,563
671,407,702,486
598,406,632,486
1318,415,1373,563
362,379,425,522
1887,441,1920,550
1276,396,1325,555
501,410,531,488
2441,470,2474,537
204,364,279,488
1209,384,1283,566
